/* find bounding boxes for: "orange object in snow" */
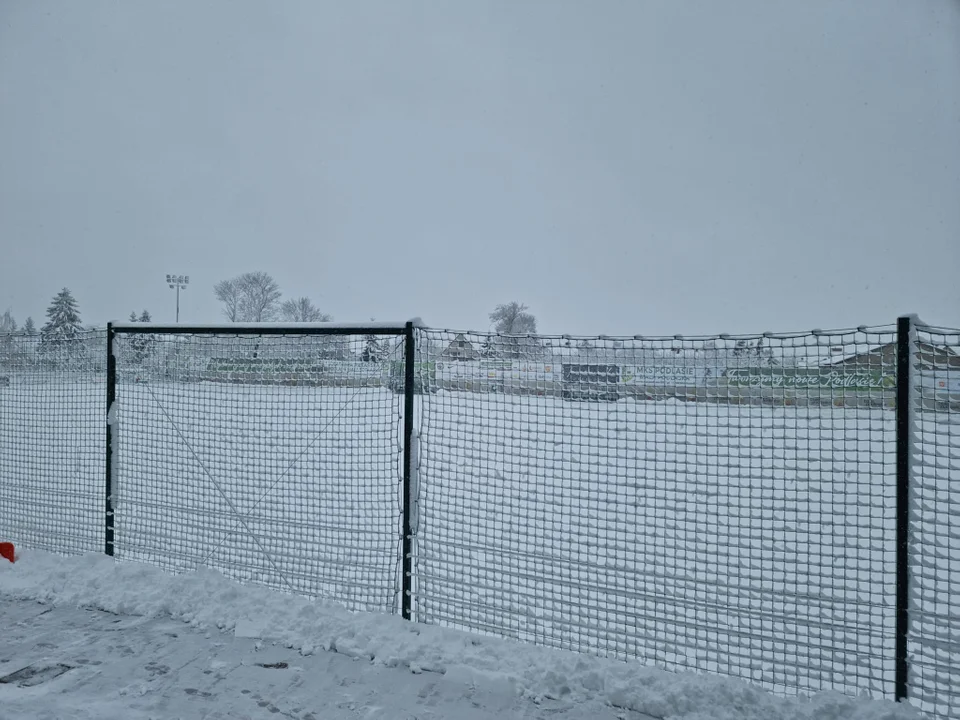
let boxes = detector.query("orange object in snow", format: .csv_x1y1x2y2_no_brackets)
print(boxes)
0,542,14,563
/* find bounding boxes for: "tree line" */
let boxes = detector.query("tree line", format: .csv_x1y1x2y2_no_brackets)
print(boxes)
214,272,330,323
1,275,541,349
0,288,87,350
212,273,541,334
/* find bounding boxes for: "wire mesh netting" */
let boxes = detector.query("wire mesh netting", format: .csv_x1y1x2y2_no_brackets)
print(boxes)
414,327,901,697
909,324,960,719
0,331,105,554
111,329,405,613
2,320,958,716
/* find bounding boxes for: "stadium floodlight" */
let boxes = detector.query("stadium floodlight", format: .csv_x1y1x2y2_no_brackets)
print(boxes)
166,274,189,322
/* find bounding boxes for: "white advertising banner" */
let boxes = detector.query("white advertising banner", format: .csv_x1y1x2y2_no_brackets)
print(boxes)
619,365,719,386
436,362,486,380
436,361,561,382
502,362,562,382
320,360,384,379
918,372,960,394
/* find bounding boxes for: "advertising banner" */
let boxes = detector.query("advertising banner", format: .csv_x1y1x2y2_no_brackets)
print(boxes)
319,360,384,379
435,361,494,380
724,367,895,391
502,362,562,382
436,361,561,382
619,365,718,386
918,372,960,394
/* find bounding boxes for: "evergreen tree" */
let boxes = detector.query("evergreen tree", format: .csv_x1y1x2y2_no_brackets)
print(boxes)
479,335,498,359
128,310,154,365
12,316,39,368
361,334,384,362
357,318,381,362
40,288,83,348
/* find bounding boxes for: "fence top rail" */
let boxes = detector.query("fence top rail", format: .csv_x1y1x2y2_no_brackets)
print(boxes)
108,320,421,335
914,323,960,335
428,324,899,343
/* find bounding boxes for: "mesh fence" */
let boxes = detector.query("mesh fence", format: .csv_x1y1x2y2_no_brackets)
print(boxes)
414,327,901,697
110,328,405,613
0,331,105,554
1,320,958,716
909,324,960,719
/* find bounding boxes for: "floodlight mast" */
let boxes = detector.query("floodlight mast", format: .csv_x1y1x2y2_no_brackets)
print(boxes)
166,274,189,322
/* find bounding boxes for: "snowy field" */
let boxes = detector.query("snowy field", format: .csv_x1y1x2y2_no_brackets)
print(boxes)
908,412,960,718
0,549,918,720
0,375,105,555
418,392,900,694
1,378,957,717
112,380,404,616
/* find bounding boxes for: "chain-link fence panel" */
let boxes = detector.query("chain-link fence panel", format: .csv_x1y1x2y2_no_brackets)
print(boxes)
415,327,899,698
909,323,960,719
0,331,105,554
110,326,405,614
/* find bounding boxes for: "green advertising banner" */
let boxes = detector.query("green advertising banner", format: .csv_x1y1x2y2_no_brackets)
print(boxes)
724,367,895,391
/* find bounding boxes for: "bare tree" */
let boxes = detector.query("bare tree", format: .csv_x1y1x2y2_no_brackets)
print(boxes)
239,271,282,322
489,301,537,334
280,297,331,323
214,272,282,322
214,278,243,322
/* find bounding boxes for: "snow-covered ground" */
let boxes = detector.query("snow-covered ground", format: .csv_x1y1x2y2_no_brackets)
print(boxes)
419,392,900,694
0,549,918,720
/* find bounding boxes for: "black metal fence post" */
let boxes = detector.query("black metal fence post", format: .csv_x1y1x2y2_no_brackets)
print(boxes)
895,315,912,701
401,321,416,620
105,323,116,557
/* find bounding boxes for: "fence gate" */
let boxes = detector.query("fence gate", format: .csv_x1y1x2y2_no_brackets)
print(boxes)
106,322,416,615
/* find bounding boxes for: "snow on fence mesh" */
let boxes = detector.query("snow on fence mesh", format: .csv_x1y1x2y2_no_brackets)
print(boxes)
109,327,405,614
414,327,903,698
909,325,960,719
0,331,105,554
1,320,958,717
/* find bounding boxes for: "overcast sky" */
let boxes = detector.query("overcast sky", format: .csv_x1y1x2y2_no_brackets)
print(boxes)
1,0,958,336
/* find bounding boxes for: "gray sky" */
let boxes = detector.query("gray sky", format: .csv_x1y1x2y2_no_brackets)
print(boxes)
1,0,958,336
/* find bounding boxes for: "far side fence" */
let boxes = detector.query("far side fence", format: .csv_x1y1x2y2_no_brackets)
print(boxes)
0,316,957,718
